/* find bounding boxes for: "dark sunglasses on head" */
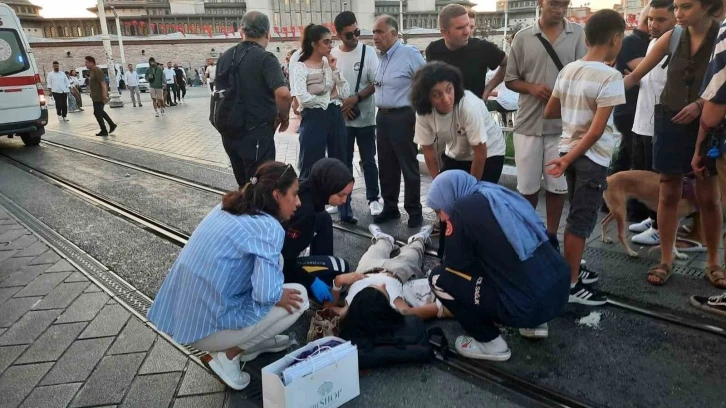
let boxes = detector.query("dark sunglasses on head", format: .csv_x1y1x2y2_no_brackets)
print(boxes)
344,29,361,40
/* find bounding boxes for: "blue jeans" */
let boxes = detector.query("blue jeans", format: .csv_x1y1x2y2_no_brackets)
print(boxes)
338,126,380,218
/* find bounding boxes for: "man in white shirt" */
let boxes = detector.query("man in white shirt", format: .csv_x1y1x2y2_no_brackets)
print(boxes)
331,11,383,218
205,58,216,93
47,61,71,122
124,63,142,108
485,68,519,125
163,62,177,106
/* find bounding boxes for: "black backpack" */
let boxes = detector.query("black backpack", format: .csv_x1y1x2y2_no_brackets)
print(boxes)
210,43,252,135
354,315,435,369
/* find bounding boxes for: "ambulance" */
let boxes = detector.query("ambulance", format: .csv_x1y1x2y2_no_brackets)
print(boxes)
0,3,48,146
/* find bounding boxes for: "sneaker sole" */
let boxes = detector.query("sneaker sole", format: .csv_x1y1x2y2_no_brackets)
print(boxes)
689,296,726,317
629,227,649,234
456,346,512,361
239,343,289,362
568,296,607,306
518,330,549,339
631,238,659,246
207,358,250,390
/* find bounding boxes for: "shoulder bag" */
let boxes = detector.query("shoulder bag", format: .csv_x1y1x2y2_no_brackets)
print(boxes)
305,58,328,96
347,45,367,120
535,33,564,71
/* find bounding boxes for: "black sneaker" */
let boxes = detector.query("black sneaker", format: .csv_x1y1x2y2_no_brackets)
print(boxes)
578,264,599,284
407,215,423,228
373,209,401,224
569,281,607,306
340,216,358,225
690,293,726,317
96,131,108,137
109,123,117,134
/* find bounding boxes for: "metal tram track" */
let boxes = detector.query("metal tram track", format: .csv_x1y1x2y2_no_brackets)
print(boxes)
36,140,726,339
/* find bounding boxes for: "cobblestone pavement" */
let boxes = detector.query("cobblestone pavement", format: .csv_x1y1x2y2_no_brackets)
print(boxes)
0,206,228,408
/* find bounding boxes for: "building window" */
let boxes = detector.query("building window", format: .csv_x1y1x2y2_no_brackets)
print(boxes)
44,27,51,37
76,26,83,36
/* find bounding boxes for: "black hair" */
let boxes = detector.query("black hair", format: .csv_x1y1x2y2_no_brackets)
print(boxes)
334,11,357,33
52,61,59,65
410,61,466,115
148,57,156,63
584,9,626,46
299,24,331,63
650,0,675,10
339,287,404,349
84,56,95,64
301,158,354,211
221,161,298,217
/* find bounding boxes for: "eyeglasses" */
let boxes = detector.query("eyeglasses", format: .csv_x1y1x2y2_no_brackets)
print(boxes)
279,164,293,181
344,29,361,40
322,39,336,46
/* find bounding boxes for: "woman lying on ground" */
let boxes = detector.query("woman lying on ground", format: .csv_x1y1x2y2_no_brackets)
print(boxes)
426,170,570,362
147,162,309,391
281,158,354,303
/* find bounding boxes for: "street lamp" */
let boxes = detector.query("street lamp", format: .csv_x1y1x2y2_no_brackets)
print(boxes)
110,7,127,67
96,0,123,108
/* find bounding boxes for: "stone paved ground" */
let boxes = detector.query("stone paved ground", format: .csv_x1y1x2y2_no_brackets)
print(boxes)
0,206,228,408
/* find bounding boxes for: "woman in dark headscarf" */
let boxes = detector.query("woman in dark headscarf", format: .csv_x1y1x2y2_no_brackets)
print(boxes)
282,158,355,303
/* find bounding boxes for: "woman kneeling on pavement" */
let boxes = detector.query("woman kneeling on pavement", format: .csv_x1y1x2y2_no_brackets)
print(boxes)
426,170,570,361
147,162,309,390
282,158,354,303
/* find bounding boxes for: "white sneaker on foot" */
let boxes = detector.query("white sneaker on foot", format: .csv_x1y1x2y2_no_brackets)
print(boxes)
208,352,250,390
368,224,395,247
154,111,159,117
326,206,338,215
62,117,69,122
369,200,383,216
629,218,653,233
632,227,659,245
455,335,511,361
519,323,549,339
57,115,63,121
239,335,290,362
408,224,433,244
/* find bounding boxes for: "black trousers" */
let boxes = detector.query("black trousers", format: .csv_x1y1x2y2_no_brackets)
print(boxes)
166,84,177,104
92,102,114,132
632,133,658,226
175,82,186,100
222,123,276,188
52,92,68,118
611,114,635,174
376,108,422,217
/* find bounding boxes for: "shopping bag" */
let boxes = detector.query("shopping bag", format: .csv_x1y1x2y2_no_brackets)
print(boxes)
261,336,360,408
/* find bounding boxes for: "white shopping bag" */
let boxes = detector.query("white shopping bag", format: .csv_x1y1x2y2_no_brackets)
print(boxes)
262,336,360,408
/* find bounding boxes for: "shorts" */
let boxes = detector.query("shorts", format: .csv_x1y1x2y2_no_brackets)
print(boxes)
564,156,608,239
513,133,568,195
150,88,164,99
653,105,699,175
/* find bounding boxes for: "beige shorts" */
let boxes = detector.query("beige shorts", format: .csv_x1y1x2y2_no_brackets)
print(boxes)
149,88,164,100
513,133,568,196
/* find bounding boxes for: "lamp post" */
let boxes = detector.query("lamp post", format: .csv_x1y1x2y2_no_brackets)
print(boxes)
502,0,509,52
96,0,123,107
110,7,126,67
399,0,403,30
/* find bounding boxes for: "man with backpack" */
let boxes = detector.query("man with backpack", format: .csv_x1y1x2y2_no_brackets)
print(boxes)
214,11,292,188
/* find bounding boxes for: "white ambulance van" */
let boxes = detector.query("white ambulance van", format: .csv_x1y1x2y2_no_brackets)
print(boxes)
0,3,48,146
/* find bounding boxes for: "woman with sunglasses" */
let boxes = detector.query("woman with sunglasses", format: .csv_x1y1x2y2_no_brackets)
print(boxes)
623,0,723,287
147,162,308,391
290,24,351,186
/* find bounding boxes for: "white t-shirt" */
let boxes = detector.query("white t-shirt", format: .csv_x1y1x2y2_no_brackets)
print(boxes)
485,68,519,111
331,43,380,128
552,60,626,168
632,40,668,137
163,67,176,84
414,90,507,161
124,70,139,87
345,273,403,309
205,65,217,82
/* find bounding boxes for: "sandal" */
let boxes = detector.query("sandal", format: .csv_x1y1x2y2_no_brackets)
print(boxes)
647,263,672,286
704,265,726,289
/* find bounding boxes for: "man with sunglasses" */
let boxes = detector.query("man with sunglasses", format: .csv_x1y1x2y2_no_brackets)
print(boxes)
331,11,383,219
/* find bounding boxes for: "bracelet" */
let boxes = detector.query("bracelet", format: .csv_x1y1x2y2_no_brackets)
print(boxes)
332,280,343,291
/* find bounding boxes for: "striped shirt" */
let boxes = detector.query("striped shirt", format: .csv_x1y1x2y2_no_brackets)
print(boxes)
701,21,726,104
147,204,285,345
552,60,625,167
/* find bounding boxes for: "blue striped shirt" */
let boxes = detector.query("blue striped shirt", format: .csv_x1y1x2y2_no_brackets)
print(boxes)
374,40,425,108
147,204,285,344
701,21,726,104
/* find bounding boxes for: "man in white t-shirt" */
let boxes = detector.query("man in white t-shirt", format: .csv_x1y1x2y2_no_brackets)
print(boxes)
124,63,142,108
331,11,383,218
205,58,217,92
628,0,676,246
485,68,519,124
163,62,177,106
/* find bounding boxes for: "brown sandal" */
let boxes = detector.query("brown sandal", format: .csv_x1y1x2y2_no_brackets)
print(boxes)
647,263,672,286
705,265,726,289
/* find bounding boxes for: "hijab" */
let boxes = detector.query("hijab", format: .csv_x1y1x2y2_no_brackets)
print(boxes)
426,170,549,261
299,158,354,212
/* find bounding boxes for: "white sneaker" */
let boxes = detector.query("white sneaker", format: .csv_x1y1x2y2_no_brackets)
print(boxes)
632,227,660,245
326,206,338,215
207,352,250,390
408,224,433,244
369,200,383,216
455,335,511,361
155,111,159,117
519,323,549,339
239,335,290,362
62,117,69,122
181,98,185,104
629,218,653,233
368,224,395,247
58,115,63,121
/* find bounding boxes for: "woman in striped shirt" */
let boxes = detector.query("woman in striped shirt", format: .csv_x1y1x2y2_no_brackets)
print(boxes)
147,162,308,391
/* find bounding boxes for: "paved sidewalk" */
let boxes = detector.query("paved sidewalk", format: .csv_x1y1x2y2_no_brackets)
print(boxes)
0,206,227,408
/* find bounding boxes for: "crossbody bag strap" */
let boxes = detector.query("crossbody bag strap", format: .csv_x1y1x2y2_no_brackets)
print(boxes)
662,25,683,69
535,33,564,71
354,45,366,93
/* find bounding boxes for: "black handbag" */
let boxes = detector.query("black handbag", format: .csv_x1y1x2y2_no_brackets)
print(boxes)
348,45,367,120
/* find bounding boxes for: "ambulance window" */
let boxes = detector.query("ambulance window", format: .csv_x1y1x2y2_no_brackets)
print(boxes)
0,29,30,76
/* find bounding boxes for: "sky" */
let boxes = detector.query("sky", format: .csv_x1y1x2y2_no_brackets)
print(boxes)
31,0,612,18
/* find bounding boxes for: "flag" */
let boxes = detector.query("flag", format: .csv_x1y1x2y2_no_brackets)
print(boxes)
282,26,289,38
131,20,138,26
291,26,296,37
274,26,280,37
222,26,228,38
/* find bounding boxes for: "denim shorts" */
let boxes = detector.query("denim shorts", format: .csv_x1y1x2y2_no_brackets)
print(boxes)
565,156,608,239
653,105,699,175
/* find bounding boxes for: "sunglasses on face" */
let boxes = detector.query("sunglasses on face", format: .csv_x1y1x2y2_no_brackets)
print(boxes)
344,29,361,40
322,39,335,46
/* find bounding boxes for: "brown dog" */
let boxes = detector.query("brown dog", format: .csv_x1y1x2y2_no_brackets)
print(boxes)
601,170,699,258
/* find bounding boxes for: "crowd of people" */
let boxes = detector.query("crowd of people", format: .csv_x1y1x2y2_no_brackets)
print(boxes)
141,0,726,391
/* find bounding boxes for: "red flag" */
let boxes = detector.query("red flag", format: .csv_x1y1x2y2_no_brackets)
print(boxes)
139,21,146,27
221,26,228,38
160,24,166,34
131,20,138,26
298,25,304,34
291,26,296,37
282,26,288,38
177,25,186,37
274,26,280,36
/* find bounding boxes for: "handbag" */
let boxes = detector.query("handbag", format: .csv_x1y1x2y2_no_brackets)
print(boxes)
348,45,367,120
306,59,328,96
307,309,341,343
